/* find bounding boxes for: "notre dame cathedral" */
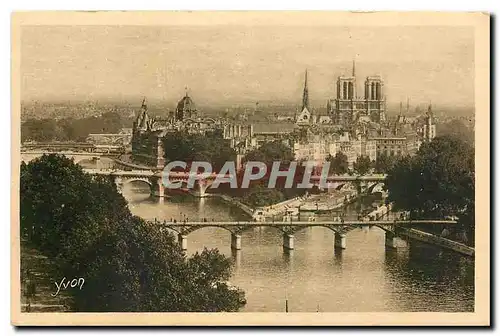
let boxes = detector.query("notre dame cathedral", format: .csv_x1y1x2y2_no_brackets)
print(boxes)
327,61,386,126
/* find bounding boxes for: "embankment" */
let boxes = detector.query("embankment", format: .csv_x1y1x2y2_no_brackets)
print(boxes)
396,227,474,257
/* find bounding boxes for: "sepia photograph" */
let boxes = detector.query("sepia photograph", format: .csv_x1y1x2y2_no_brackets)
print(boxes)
11,11,490,326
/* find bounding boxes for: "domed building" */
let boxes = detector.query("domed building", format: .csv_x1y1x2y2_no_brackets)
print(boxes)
175,91,198,121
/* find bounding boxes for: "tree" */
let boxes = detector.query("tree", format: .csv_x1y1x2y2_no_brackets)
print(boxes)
436,119,474,145
374,153,396,173
385,136,474,244
327,152,349,175
21,112,129,143
20,154,246,311
244,141,294,166
21,118,59,142
162,132,236,172
241,182,285,207
353,155,371,175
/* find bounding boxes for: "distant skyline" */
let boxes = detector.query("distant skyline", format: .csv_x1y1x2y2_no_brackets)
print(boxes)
21,25,474,108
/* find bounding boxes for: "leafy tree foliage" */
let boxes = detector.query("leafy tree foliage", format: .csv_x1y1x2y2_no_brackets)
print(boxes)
436,119,474,145
235,141,302,206
21,112,130,142
385,136,475,244
374,153,397,173
240,182,285,207
20,154,245,311
162,132,236,171
327,152,349,175
21,119,59,143
244,141,294,165
353,155,372,175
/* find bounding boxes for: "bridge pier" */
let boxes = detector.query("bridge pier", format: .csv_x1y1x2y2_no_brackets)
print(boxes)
151,179,165,198
334,232,347,249
385,231,405,249
231,233,242,250
231,249,242,268
178,234,188,250
114,176,123,194
283,233,294,250
190,181,209,198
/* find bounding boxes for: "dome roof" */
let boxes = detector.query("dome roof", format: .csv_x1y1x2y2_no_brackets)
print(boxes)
176,93,197,113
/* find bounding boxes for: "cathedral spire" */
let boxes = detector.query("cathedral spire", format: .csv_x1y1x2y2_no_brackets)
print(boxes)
135,96,148,130
138,105,150,131
302,69,309,111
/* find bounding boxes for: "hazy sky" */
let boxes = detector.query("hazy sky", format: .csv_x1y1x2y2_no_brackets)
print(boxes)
21,25,474,107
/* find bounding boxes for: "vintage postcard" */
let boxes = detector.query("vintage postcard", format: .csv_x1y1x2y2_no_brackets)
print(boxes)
11,11,490,326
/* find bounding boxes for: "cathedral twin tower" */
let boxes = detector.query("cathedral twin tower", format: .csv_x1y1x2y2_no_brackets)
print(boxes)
320,61,387,126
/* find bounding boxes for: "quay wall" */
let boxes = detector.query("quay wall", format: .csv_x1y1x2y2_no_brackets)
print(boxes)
257,196,306,216
214,194,255,218
397,227,474,257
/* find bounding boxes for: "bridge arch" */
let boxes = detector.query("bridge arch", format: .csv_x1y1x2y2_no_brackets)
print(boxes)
203,117,216,124
368,182,385,194
312,224,361,235
73,156,100,165
241,224,290,235
122,178,153,187
181,224,238,235
120,178,154,195
336,183,354,191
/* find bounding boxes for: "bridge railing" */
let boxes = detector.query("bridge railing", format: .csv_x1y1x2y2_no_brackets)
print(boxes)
151,219,458,227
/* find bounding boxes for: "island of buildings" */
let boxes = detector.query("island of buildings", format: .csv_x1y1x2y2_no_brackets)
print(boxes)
130,62,436,170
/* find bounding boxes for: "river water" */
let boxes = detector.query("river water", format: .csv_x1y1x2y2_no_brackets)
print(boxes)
124,185,474,312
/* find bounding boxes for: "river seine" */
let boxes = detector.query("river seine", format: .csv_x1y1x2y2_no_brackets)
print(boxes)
124,185,474,312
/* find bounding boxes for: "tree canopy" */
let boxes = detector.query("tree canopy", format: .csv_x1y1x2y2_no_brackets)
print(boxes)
162,131,236,172
240,182,285,207
21,112,130,143
20,154,245,312
385,136,475,243
244,141,294,165
374,153,397,173
353,155,372,175
436,119,474,145
327,152,349,175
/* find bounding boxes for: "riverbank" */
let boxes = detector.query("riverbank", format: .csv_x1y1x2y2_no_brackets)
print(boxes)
215,190,369,221
254,196,307,218
213,194,255,218
299,190,358,213
213,193,308,221
397,227,475,257
361,204,474,257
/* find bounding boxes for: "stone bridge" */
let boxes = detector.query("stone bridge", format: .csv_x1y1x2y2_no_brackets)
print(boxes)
20,149,387,199
83,169,387,199
20,151,120,166
150,219,458,252
83,169,225,198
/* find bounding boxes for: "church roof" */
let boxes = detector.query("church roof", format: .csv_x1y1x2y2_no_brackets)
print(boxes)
176,93,197,113
253,122,296,134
